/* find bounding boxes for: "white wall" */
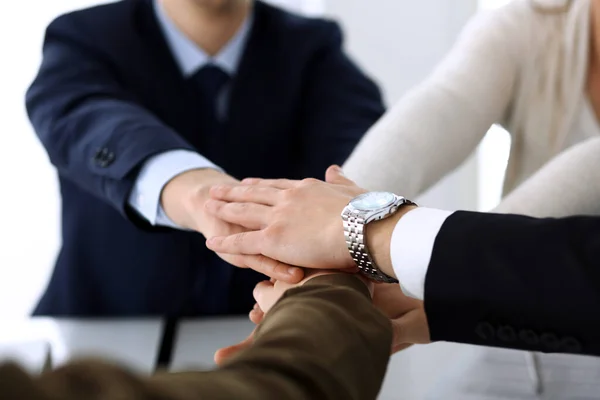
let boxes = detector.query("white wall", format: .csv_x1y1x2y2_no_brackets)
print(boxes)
325,0,480,211
0,1,115,317
264,0,325,15
477,0,512,211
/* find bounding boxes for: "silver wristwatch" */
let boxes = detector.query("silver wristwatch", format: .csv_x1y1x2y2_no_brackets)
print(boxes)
341,192,416,283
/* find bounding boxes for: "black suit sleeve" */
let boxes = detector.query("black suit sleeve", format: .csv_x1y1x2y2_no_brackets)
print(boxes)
295,22,385,179
25,15,195,218
425,211,600,356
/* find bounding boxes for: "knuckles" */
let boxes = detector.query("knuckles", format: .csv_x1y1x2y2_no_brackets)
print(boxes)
204,199,222,213
232,232,247,246
236,185,255,200
263,223,284,242
256,255,273,274
229,202,249,215
285,178,321,199
299,178,320,188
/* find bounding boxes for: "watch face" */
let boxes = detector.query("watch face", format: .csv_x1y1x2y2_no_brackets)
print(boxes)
350,192,396,211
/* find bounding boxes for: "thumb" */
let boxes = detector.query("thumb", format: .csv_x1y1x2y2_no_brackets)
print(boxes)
214,330,254,366
325,165,355,186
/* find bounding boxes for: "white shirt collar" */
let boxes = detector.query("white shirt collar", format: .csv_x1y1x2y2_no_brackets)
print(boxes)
153,0,253,77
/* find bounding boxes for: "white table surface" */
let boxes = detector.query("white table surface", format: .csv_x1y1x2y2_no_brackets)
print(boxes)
427,346,600,400
170,317,255,371
169,317,471,399
0,319,163,373
0,340,50,374
4,318,597,399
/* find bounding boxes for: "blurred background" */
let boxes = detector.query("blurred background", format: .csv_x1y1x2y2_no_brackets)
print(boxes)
0,0,510,316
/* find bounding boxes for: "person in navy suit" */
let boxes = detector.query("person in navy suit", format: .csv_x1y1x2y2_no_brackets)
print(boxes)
26,0,384,316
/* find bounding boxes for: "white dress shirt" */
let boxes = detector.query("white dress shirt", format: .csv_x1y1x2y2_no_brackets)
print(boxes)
127,0,252,227
391,208,453,300
391,91,600,300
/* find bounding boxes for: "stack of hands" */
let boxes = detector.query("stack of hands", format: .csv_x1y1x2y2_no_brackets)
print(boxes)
167,165,431,363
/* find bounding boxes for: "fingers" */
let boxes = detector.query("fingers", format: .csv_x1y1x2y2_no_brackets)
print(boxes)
390,308,431,349
324,165,356,186
224,254,303,283
214,330,255,366
242,255,304,283
249,303,264,324
253,280,278,313
206,231,263,255
241,178,296,189
205,199,270,230
299,270,352,285
253,280,274,302
210,184,282,206
243,167,357,190
217,304,263,367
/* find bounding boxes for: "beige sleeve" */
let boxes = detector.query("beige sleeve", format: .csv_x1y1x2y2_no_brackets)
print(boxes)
343,5,523,197
493,136,600,217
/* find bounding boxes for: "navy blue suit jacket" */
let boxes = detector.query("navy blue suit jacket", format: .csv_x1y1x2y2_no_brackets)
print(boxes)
26,0,384,316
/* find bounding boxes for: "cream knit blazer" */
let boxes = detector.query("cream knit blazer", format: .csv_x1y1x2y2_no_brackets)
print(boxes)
344,0,600,217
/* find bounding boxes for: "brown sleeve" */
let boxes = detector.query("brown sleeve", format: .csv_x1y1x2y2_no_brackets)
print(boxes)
0,274,392,400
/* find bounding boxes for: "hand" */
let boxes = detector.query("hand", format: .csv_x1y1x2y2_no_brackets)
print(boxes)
161,168,237,233
256,270,367,315
214,271,373,365
372,283,430,353
205,165,365,271
161,168,303,282
215,282,430,364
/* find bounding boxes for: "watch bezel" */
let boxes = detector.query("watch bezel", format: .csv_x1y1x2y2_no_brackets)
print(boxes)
342,192,415,284
349,191,397,212
345,192,407,225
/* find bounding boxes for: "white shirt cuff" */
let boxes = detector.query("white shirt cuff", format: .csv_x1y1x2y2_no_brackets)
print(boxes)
128,150,223,228
391,208,454,300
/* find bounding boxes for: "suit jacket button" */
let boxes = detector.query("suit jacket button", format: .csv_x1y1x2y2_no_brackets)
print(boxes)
103,151,115,166
497,326,516,342
475,322,495,340
519,329,539,346
560,337,582,353
540,333,560,351
93,148,115,167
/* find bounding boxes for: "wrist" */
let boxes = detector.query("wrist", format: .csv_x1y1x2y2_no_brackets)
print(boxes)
366,205,417,280
161,168,236,231
303,273,374,299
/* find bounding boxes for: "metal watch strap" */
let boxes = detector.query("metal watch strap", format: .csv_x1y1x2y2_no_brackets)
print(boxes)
343,200,416,283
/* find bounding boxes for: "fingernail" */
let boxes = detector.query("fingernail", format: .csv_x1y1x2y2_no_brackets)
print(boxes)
287,267,299,276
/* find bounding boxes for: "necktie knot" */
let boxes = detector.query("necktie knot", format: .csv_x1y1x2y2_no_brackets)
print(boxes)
192,64,230,99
